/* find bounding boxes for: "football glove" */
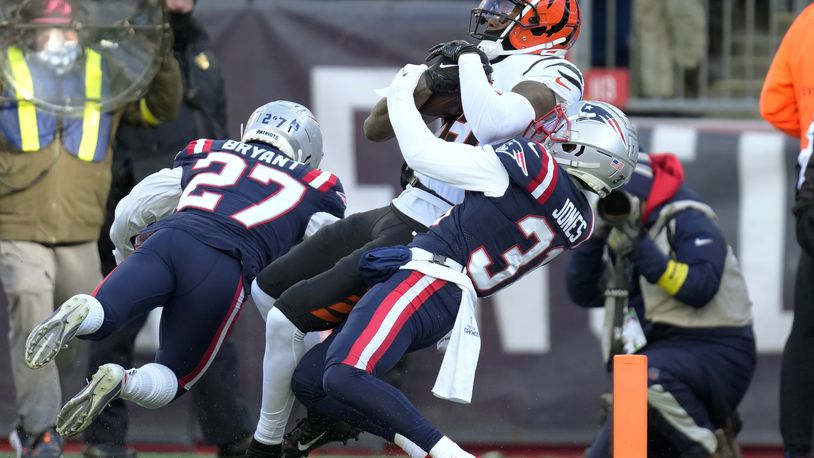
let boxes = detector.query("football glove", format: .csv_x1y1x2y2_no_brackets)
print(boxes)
424,40,492,95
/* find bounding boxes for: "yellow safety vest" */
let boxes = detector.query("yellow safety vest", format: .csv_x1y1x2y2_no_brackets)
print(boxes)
4,46,108,161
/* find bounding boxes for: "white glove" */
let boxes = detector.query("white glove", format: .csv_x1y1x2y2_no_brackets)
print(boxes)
389,64,428,94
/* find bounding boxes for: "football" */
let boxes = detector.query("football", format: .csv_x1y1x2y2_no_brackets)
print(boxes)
419,92,463,120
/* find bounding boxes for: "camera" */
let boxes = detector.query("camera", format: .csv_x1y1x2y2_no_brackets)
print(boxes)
597,190,635,227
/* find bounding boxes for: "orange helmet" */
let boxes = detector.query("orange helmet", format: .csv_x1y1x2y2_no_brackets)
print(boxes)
470,0,581,56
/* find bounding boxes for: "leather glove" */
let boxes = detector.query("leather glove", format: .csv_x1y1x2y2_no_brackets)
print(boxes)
424,58,463,95
424,40,493,95
426,40,491,65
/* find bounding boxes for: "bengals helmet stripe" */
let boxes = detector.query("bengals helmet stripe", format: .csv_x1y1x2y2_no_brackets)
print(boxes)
470,0,581,56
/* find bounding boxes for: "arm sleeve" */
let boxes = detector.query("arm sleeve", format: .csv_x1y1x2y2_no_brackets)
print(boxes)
458,54,536,144
629,210,727,308
387,65,509,197
305,213,341,238
109,167,183,261
565,238,608,308
760,12,802,138
518,55,584,106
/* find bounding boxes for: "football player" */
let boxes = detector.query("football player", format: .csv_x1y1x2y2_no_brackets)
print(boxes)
289,64,638,458
245,2,585,457
22,101,346,438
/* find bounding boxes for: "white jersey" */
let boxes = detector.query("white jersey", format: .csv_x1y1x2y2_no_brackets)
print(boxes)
391,50,584,227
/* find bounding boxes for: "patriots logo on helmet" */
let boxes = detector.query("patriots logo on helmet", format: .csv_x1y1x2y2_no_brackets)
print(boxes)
579,103,628,147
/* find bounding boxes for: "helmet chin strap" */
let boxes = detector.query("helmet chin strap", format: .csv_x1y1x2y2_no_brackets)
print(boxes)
477,37,567,61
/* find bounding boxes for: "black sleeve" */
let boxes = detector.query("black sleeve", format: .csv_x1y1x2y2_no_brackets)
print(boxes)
565,238,608,308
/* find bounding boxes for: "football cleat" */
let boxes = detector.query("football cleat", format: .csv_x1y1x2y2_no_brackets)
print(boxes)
10,424,64,458
281,415,362,457
244,438,283,458
57,363,125,438
25,294,94,369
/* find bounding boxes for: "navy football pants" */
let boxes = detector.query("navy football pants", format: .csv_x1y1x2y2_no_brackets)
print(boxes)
83,228,246,395
292,269,462,452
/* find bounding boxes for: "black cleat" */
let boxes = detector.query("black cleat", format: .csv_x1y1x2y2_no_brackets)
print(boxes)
244,438,282,458
281,413,362,457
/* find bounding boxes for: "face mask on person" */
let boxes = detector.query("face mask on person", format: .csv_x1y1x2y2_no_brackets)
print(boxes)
35,28,80,75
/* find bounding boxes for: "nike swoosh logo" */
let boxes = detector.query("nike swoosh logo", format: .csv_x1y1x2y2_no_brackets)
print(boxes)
439,63,458,69
555,76,569,89
297,432,326,451
694,238,713,247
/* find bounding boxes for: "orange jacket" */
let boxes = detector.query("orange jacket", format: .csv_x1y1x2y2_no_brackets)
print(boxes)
761,4,814,148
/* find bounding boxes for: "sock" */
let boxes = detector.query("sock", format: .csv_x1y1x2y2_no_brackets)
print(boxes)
251,279,277,321
121,363,178,409
395,433,428,458
429,436,474,458
76,294,105,335
254,308,307,444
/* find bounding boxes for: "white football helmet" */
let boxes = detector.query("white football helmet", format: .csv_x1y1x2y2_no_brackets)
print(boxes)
241,101,324,168
524,100,639,198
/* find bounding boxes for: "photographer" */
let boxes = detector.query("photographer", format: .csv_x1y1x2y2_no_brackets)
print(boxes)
0,1,181,456
566,153,756,458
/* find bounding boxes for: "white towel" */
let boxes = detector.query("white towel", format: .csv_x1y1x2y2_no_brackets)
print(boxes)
400,254,480,404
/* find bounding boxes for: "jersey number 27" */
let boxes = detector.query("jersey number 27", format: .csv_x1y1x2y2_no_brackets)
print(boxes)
176,152,306,229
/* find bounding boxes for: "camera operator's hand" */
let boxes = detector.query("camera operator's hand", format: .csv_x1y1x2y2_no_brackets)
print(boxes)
607,224,640,257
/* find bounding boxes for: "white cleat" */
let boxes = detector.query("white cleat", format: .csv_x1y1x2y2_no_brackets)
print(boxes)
24,294,93,369
57,363,125,437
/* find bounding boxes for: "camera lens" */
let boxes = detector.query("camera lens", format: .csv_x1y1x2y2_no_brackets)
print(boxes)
598,190,631,225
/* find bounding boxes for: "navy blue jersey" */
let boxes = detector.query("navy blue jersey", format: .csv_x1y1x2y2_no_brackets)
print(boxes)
149,138,346,285
412,138,594,297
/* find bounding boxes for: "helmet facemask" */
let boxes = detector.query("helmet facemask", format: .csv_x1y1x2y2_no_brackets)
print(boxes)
470,0,525,43
523,103,571,144
533,101,638,198
470,0,581,60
